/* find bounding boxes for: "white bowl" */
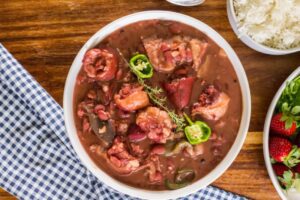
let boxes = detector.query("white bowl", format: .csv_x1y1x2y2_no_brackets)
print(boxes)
263,67,300,200
63,10,251,200
166,0,205,6
227,0,300,55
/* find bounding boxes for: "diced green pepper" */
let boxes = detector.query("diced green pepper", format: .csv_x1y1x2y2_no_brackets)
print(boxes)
175,169,195,184
165,140,192,157
165,169,195,190
183,113,211,145
129,54,153,79
165,179,190,190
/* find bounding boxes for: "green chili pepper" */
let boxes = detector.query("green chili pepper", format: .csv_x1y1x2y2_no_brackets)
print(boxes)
165,169,195,190
175,169,195,184
129,54,153,79
183,113,211,145
165,140,192,157
165,179,190,190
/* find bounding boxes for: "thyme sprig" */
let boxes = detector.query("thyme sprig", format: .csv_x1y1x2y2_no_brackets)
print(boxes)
117,49,186,131
138,77,186,131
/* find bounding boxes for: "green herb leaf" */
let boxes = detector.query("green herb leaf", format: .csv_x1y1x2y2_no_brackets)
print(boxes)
278,76,300,115
285,118,294,129
292,106,300,115
284,146,300,167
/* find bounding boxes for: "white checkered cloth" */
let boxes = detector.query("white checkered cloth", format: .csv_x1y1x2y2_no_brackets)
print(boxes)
0,43,247,200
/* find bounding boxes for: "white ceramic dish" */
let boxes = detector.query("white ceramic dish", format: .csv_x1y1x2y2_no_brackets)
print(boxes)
227,0,300,55
63,10,251,200
263,67,300,200
166,0,205,6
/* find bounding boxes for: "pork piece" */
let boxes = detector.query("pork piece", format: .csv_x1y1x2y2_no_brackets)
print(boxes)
189,38,208,71
187,143,204,157
165,140,204,158
164,77,195,110
129,143,148,158
142,36,192,73
192,85,230,121
82,48,118,81
146,155,163,183
107,137,140,174
136,107,174,143
114,83,150,112
196,55,212,78
115,120,129,135
142,36,207,73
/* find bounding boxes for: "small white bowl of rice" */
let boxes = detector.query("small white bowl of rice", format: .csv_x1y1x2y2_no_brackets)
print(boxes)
227,0,300,55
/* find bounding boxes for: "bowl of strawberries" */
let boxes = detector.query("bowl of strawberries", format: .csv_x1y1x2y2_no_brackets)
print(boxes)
264,67,300,200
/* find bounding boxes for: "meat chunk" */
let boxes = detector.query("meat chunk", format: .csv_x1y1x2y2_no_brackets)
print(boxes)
82,48,118,81
115,121,129,135
146,155,163,183
114,83,150,112
164,77,195,110
189,38,208,71
130,143,146,157
142,36,207,73
192,85,230,121
107,137,140,174
142,36,193,73
136,107,174,143
165,140,203,158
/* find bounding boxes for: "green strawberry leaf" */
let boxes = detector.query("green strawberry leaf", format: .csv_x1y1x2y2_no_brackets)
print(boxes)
277,76,300,130
285,117,294,129
284,146,300,167
278,170,295,190
281,102,291,113
281,113,289,121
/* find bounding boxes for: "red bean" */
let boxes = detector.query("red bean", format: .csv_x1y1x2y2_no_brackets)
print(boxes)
151,145,166,155
128,132,147,142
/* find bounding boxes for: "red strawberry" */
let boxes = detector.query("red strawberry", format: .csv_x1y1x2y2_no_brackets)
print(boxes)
269,136,300,167
270,113,297,136
273,163,289,177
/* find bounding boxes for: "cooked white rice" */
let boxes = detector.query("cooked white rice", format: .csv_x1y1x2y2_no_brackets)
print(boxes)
233,0,300,49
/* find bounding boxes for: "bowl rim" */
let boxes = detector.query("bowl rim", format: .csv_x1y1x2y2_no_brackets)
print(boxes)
263,66,300,200
63,10,251,199
166,0,205,6
227,0,300,55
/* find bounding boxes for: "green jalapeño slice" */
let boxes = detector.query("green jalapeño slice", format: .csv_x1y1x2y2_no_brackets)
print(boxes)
129,54,153,79
183,113,211,145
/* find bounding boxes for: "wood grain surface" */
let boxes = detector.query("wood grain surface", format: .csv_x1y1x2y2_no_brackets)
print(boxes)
1,0,300,199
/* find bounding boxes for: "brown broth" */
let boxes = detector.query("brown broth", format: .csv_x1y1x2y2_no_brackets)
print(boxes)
73,20,242,190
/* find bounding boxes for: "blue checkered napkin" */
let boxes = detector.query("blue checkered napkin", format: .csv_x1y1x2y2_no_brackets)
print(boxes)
0,43,247,200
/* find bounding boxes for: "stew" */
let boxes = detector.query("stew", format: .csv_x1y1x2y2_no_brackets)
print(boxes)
73,20,242,190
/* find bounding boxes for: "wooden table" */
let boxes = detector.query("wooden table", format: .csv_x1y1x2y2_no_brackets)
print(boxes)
1,0,300,199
